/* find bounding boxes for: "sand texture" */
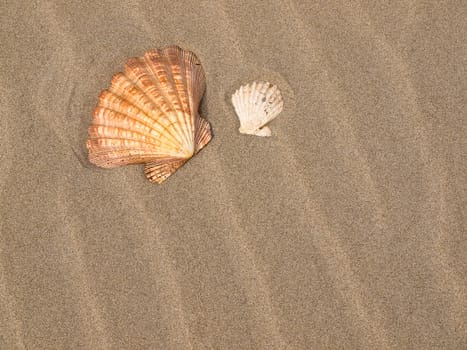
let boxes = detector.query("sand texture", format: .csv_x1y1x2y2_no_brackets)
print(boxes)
0,1,466,349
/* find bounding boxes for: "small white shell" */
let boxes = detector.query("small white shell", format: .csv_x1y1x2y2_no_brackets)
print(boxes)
231,81,283,137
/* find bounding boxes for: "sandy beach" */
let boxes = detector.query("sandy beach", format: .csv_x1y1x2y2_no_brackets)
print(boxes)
1,1,465,348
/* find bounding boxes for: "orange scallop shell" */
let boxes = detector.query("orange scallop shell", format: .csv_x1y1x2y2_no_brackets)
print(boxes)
86,45,212,183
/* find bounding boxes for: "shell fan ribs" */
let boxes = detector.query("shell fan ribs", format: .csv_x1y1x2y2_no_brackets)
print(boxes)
86,45,212,184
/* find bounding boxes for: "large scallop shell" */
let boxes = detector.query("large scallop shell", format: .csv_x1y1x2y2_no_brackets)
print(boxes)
231,81,283,137
86,45,212,183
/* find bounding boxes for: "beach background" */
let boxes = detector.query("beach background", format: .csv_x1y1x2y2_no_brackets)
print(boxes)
1,1,465,349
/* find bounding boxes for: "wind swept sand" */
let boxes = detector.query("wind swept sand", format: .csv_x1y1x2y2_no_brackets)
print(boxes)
0,1,465,349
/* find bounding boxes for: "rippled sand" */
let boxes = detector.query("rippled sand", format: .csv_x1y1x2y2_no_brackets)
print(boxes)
0,1,465,349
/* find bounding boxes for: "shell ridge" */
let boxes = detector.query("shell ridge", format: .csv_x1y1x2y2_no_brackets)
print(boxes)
88,125,172,151
89,148,165,157
161,47,194,152
232,87,250,125
180,54,197,146
104,76,182,146
154,49,191,147
110,73,175,126
181,52,197,143
98,90,182,151
239,88,247,124
145,157,187,184
262,86,283,124
87,46,212,183
245,84,254,125
171,47,197,147
194,116,212,153
124,57,187,153
89,150,166,168
184,52,206,115
254,82,267,123
89,150,168,162
87,137,161,153
96,94,183,147
94,105,156,136
231,81,283,136
142,53,191,153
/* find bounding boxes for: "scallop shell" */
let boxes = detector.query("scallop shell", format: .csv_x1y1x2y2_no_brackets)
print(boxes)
231,81,283,137
86,45,212,183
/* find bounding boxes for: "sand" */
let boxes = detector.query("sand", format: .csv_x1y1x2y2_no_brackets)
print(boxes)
0,1,465,349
